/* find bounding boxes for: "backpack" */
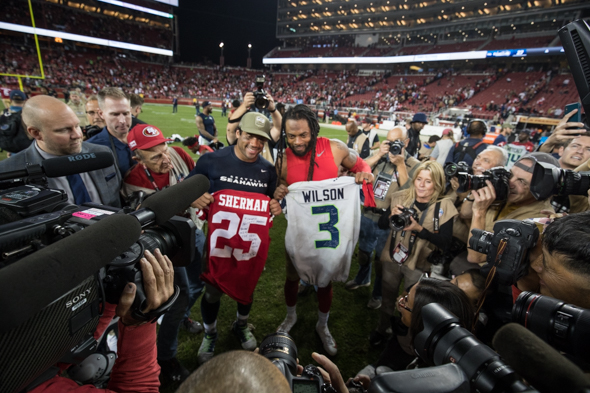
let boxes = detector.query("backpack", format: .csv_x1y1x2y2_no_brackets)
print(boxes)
0,110,32,153
454,140,485,162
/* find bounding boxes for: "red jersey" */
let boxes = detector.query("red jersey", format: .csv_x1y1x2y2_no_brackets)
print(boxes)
512,141,535,153
201,189,273,304
286,137,338,184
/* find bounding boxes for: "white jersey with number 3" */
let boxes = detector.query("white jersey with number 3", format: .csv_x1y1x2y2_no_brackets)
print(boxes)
285,177,361,287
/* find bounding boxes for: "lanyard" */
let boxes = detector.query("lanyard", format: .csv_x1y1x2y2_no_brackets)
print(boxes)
143,166,185,192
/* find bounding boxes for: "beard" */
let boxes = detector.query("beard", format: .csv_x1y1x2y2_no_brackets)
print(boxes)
288,141,313,157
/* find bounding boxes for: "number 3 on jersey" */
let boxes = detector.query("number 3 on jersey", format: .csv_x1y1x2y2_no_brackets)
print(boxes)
312,205,339,249
209,211,268,261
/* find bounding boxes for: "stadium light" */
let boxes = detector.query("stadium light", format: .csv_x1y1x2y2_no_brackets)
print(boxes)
97,0,174,18
0,21,173,56
219,42,224,67
247,43,252,69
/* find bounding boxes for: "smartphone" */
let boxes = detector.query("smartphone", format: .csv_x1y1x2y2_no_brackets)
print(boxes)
565,102,581,123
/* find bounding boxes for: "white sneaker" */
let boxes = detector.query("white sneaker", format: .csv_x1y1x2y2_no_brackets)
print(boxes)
277,313,297,333
316,323,337,356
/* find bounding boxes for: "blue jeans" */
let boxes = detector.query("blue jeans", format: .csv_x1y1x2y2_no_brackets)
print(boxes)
157,228,206,360
353,215,390,299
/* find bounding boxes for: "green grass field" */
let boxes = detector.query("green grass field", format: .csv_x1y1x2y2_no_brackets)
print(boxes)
0,103,386,391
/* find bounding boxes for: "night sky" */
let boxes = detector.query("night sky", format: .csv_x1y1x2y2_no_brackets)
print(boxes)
176,0,281,69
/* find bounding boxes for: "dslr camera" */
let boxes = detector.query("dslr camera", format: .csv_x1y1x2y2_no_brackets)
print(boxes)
260,332,336,393
386,140,405,156
529,161,590,200
469,219,539,285
390,207,418,231
456,166,511,202
253,75,269,110
444,161,471,177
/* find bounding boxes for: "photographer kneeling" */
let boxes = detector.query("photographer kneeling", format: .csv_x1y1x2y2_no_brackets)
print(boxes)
372,161,458,346
33,249,175,393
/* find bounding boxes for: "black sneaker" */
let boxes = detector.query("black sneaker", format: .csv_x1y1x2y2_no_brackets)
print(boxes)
158,357,190,383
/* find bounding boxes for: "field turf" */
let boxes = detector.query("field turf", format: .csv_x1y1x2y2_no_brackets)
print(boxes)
1,103,387,391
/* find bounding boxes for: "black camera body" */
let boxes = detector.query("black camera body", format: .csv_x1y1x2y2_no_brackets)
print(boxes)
444,161,471,177
530,161,590,200
459,166,511,202
512,292,590,364
259,332,335,393
469,219,539,285
387,140,405,156
390,207,419,231
253,75,269,110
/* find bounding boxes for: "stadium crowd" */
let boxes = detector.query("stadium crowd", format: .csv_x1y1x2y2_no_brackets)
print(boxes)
1,76,589,393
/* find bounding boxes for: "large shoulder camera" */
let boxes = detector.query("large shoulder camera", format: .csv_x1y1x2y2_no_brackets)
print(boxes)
260,332,336,393
253,75,269,110
390,207,418,231
469,219,539,285
529,161,590,200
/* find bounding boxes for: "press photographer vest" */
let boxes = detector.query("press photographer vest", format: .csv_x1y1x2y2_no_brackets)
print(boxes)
380,191,457,272
484,199,553,233
367,155,420,221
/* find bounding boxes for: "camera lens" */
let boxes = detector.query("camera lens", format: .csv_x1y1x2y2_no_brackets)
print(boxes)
444,163,459,177
259,332,299,375
468,229,493,255
512,292,590,363
390,213,408,231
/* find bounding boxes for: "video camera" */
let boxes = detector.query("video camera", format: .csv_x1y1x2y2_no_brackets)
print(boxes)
468,219,539,286
529,162,590,201
254,75,270,110
0,154,209,393
444,163,511,202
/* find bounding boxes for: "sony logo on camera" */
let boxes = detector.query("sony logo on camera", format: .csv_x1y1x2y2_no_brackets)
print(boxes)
65,288,92,311
67,153,97,162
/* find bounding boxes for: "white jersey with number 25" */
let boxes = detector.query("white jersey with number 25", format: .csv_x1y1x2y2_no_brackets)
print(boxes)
285,176,361,287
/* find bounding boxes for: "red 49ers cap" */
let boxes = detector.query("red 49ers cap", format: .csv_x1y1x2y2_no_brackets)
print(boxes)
127,124,172,151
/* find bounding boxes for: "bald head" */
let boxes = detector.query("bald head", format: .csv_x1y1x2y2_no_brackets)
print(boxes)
22,95,71,131
345,121,359,137
176,351,291,393
387,126,408,142
22,95,83,156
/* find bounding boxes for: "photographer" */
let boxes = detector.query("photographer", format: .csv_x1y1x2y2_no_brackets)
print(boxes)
345,126,420,311
528,211,590,309
372,161,458,346
465,152,558,265
346,120,371,159
226,90,282,164
538,108,587,156
83,95,106,140
121,124,205,383
0,89,32,154
32,248,175,393
360,278,474,378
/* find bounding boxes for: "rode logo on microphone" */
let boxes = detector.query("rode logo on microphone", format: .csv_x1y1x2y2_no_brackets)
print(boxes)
67,153,97,162
66,288,92,311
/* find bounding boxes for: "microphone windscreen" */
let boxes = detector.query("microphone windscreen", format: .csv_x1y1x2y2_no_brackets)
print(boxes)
493,323,590,393
0,214,141,333
43,151,114,177
141,174,210,225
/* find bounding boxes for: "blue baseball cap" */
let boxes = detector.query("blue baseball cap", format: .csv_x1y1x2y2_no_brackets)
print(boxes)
9,90,26,101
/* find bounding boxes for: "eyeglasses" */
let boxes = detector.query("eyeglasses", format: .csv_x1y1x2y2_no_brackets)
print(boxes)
398,294,412,312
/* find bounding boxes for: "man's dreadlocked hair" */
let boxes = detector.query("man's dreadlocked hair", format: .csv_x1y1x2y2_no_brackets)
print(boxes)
275,104,321,182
